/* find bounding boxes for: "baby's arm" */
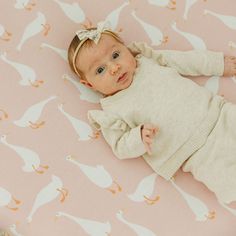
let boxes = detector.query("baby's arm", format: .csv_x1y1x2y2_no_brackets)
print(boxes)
223,56,236,77
88,110,147,159
128,42,225,77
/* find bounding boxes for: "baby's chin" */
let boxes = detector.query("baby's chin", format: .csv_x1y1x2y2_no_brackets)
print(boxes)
116,75,134,93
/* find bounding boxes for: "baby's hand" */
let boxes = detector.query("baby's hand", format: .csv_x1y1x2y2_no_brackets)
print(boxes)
141,124,158,155
223,56,236,77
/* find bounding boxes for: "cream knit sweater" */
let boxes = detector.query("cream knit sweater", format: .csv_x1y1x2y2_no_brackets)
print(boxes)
88,42,226,180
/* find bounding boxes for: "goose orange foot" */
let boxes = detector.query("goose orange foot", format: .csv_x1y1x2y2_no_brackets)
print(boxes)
0,109,8,120
29,121,45,129
113,180,122,192
162,36,169,44
168,0,176,10
107,188,116,194
12,196,21,205
89,130,100,139
40,165,49,170
108,181,122,194
33,164,49,174
25,1,36,10
30,80,44,88
57,188,69,203
144,195,160,205
6,205,18,211
207,211,216,220
0,34,11,41
42,23,51,36
32,165,44,174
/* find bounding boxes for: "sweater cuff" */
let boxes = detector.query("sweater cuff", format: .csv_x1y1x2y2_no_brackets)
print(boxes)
212,52,224,76
116,124,146,159
130,124,146,156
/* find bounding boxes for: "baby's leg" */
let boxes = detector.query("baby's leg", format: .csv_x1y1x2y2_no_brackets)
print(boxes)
182,102,236,204
0,230,11,236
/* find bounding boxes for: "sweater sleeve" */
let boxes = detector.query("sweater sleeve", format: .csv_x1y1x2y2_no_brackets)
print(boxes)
87,110,146,159
128,41,224,76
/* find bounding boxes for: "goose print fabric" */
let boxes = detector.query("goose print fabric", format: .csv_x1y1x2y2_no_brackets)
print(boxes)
0,0,236,235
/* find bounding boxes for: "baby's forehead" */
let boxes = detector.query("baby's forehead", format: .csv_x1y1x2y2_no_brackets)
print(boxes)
77,34,121,71
86,34,119,53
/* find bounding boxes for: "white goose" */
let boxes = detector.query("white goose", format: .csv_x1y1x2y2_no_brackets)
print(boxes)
170,179,215,221
105,1,129,30
14,95,57,128
183,0,198,20
58,104,97,140
0,23,11,41
0,187,21,211
63,74,103,103
171,21,206,50
131,10,168,46
0,51,43,87
0,134,48,174
40,43,67,61
204,9,236,30
204,76,220,95
66,155,121,194
14,0,36,10
147,0,176,10
27,175,67,223
17,11,50,51
55,211,111,236
9,224,23,236
128,173,159,204
53,0,85,23
116,210,157,236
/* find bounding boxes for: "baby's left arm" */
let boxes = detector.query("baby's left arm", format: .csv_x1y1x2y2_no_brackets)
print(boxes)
223,56,236,77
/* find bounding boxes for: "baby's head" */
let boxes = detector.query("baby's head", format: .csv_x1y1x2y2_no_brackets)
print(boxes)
68,22,137,96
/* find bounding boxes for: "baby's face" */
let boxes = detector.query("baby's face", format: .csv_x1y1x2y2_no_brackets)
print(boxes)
76,34,137,96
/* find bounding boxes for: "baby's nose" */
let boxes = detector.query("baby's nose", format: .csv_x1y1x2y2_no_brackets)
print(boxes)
109,63,121,75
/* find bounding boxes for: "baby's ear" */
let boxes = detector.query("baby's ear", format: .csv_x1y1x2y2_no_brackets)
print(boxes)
80,79,94,88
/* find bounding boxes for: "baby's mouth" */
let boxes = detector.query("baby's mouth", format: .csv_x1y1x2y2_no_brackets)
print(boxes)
117,73,127,82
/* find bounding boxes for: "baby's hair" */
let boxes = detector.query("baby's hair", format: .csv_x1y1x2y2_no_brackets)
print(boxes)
67,27,123,80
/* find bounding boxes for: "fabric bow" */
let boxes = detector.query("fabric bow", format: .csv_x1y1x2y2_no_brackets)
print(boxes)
76,21,112,44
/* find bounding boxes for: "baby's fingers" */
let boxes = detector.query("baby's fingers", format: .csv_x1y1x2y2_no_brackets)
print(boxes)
144,142,152,155
142,129,151,137
144,124,157,131
143,136,153,155
143,136,153,145
143,126,158,138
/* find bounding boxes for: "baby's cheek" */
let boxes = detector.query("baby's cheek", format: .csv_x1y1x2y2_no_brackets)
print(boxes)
130,57,137,68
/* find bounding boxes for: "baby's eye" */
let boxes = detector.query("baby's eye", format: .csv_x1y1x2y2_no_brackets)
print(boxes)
96,66,105,74
112,51,120,59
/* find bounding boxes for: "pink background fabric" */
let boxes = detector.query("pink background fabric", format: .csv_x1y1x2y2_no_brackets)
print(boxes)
0,0,236,235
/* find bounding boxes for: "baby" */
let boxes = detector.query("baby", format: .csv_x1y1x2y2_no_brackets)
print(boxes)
68,21,236,204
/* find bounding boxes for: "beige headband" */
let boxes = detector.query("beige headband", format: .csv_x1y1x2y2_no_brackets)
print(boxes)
72,21,118,77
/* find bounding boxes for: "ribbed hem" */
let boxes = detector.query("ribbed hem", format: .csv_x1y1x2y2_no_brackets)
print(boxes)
148,95,225,180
